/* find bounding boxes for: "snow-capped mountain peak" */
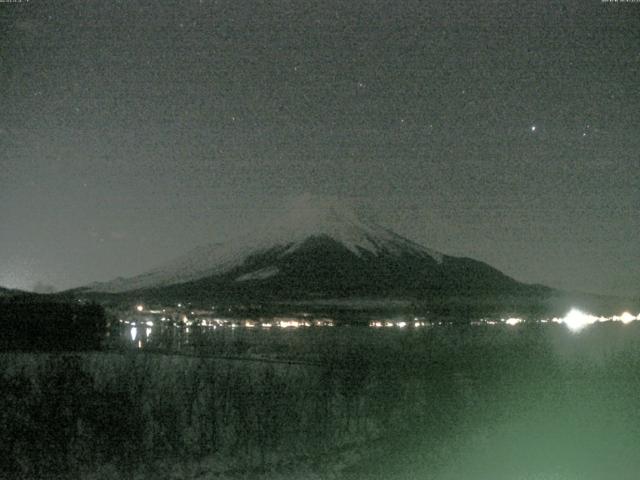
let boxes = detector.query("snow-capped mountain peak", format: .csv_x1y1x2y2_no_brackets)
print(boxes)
261,194,388,252
88,194,443,293
256,193,440,257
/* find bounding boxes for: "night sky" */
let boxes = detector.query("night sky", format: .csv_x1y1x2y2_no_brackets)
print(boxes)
1,0,638,296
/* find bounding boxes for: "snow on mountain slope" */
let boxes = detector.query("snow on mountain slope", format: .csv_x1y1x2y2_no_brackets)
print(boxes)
271,194,442,259
88,194,443,293
235,266,280,282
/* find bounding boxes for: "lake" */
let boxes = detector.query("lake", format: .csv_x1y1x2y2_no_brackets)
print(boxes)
3,319,640,479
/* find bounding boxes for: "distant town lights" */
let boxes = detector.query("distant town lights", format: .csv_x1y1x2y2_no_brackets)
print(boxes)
120,302,640,348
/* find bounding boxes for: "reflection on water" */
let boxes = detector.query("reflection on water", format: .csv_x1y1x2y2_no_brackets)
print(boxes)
117,312,432,350
118,315,339,350
113,305,640,355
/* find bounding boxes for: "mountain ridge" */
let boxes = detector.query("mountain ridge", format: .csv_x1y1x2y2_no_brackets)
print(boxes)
78,194,551,307
87,194,444,294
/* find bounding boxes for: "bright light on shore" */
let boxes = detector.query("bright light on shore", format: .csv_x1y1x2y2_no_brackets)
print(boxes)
616,312,635,324
556,308,612,332
504,317,523,326
562,308,595,332
136,305,144,312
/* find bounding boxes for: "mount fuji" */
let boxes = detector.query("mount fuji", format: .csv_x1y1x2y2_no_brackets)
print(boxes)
82,194,549,304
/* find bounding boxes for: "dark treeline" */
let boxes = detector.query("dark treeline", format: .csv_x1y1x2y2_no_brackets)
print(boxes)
0,300,107,351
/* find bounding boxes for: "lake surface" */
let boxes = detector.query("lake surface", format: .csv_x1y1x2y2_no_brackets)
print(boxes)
5,317,640,479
